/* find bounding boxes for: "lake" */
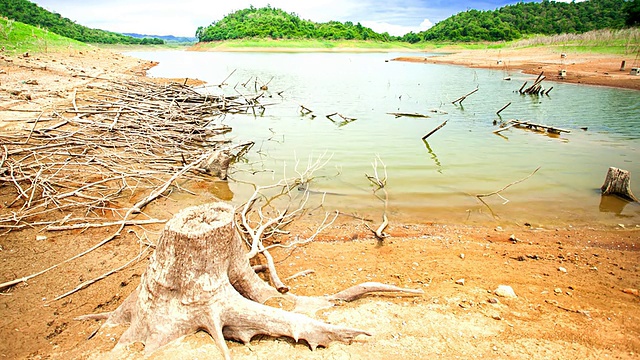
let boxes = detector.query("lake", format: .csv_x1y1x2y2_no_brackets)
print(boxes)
127,50,640,227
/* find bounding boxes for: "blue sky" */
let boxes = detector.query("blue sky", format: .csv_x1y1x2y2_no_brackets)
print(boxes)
30,0,558,37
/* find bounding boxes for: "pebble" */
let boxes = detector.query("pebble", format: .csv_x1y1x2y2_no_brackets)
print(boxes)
492,314,502,320
554,288,562,294
36,235,47,241
558,266,567,273
488,297,499,304
455,278,465,286
459,253,465,259
494,285,517,298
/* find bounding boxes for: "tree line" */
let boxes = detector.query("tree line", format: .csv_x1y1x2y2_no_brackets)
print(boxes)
196,5,391,42
405,0,637,42
0,0,164,45
199,1,638,44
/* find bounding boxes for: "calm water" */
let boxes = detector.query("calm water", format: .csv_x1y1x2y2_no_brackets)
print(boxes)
128,50,640,227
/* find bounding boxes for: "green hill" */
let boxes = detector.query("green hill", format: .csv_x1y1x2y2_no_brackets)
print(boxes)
0,0,164,45
407,0,635,42
196,5,390,42
0,17,86,53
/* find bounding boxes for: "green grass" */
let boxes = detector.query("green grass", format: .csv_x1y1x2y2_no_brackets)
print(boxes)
194,38,424,51
0,17,87,54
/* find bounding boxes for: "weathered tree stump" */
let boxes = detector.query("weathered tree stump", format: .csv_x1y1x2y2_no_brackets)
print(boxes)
600,167,638,202
100,202,371,359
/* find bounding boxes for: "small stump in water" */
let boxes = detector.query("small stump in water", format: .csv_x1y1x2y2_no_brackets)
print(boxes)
600,167,638,202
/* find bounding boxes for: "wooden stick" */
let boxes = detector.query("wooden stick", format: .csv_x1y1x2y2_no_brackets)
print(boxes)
496,102,511,115
422,120,448,140
476,166,541,200
452,88,478,105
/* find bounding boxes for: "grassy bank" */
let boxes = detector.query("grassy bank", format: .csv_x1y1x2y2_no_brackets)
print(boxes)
191,38,424,51
509,28,640,54
0,18,87,54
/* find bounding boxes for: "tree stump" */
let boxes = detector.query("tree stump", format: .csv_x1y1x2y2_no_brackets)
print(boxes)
600,167,638,202
101,202,369,359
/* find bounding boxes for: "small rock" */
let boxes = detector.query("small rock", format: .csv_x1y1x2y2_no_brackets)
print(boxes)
487,297,499,304
495,226,503,232
36,235,47,241
492,314,502,320
590,266,598,271
554,288,562,294
558,266,567,273
455,278,465,286
494,285,517,298
493,345,498,351
509,234,520,243
618,224,625,228
459,253,465,259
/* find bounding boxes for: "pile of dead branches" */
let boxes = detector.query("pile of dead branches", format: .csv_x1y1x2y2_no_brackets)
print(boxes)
0,78,259,236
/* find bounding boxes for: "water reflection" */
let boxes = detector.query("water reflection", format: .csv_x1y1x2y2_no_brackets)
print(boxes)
422,139,442,174
599,195,633,217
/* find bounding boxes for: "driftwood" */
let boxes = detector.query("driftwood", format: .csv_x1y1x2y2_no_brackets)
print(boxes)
422,120,448,140
364,156,389,240
0,77,269,293
387,112,431,119
83,202,422,359
601,167,638,202
497,119,570,135
452,87,479,105
326,112,356,127
496,102,511,115
519,72,548,95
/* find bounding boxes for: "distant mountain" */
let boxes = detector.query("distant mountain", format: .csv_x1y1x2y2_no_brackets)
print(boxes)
123,33,197,43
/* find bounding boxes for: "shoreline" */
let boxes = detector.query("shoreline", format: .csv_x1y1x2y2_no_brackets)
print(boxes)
392,47,640,91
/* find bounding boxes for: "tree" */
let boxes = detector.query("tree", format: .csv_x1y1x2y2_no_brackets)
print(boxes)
624,0,640,26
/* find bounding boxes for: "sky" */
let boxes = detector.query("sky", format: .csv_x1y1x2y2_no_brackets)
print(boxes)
30,0,552,37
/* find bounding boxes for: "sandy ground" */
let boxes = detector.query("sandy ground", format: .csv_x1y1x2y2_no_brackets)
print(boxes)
0,46,639,360
394,47,640,91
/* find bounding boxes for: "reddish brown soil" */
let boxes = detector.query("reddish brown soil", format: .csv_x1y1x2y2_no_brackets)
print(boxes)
1,47,639,360
394,47,640,91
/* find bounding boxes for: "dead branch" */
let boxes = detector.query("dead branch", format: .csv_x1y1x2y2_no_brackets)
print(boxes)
237,153,336,292
365,156,389,240
422,120,448,140
387,112,431,119
496,102,511,115
476,166,541,204
52,244,151,302
328,282,424,302
452,87,478,105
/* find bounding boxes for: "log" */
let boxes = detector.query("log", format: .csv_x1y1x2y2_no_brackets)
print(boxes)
99,203,370,359
600,167,638,202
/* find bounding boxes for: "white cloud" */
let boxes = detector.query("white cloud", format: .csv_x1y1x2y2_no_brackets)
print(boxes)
360,18,433,36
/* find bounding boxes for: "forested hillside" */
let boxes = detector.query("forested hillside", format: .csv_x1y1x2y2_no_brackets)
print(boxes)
198,1,638,44
196,6,390,42
0,0,163,44
406,0,636,42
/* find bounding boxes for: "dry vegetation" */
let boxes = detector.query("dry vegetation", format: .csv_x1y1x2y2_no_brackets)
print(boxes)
0,47,639,360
